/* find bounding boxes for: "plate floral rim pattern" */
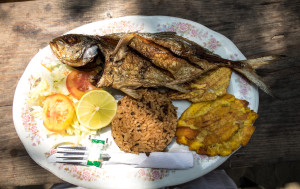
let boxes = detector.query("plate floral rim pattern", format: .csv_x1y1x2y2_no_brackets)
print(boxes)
13,16,258,189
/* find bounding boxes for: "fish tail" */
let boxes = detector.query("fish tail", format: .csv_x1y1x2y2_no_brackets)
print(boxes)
234,55,285,97
233,67,274,97
240,55,285,69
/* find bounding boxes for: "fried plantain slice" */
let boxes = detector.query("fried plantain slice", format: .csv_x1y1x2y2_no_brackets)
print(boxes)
176,94,258,156
169,67,232,102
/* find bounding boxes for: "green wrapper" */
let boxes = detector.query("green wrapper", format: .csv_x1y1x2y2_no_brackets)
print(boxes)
87,139,105,167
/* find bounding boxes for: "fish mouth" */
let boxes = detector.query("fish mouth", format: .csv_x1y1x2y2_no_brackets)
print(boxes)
49,39,65,58
49,41,58,52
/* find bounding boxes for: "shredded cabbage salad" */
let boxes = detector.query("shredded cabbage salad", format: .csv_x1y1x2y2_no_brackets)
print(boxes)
27,60,99,143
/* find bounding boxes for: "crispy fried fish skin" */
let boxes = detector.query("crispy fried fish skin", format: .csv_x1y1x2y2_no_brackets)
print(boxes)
169,67,232,102
95,36,188,99
96,50,186,98
176,94,258,156
126,34,207,83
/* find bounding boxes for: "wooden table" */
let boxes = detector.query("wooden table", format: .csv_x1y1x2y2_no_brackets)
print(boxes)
0,0,299,187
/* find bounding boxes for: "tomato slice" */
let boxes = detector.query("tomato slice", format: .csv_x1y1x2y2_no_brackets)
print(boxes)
42,94,75,132
66,70,97,99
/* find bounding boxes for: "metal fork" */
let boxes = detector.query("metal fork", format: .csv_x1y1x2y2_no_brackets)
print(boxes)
55,146,111,167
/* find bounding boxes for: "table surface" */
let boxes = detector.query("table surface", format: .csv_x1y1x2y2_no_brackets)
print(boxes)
0,0,299,187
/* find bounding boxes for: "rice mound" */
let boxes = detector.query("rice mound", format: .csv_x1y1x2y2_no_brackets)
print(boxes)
111,89,177,153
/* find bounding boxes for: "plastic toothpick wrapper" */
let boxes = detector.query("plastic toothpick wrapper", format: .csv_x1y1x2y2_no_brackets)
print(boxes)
87,138,105,167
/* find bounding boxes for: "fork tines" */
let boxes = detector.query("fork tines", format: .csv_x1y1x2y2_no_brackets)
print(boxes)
57,146,87,155
56,159,87,165
58,146,87,150
55,146,111,166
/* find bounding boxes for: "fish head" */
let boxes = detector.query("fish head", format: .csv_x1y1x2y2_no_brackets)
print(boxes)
50,34,104,68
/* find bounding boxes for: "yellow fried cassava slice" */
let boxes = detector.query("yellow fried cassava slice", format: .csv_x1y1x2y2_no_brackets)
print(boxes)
169,67,232,102
176,94,258,156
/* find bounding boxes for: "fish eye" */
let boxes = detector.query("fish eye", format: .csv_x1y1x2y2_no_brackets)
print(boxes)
63,35,80,45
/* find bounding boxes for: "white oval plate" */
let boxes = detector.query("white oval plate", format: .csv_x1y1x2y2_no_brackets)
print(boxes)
13,16,258,189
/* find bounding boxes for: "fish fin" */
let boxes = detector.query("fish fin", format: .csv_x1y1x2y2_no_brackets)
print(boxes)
165,83,190,93
233,68,274,97
148,32,177,37
110,33,136,65
139,32,177,38
119,87,142,99
241,55,285,69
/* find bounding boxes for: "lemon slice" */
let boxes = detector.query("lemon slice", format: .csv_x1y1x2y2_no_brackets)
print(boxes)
76,90,117,129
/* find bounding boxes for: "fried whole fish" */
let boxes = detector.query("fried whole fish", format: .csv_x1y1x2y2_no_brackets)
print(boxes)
49,32,277,98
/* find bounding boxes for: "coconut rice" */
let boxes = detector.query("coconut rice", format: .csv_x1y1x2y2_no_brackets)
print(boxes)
111,89,177,153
